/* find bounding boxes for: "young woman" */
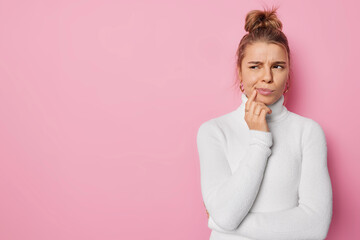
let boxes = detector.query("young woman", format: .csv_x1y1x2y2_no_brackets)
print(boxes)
197,6,333,240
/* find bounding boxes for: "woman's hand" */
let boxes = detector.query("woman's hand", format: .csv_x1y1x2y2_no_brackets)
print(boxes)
244,89,272,132
203,201,209,219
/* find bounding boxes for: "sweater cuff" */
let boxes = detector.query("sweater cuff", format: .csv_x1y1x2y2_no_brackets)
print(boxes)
249,130,273,148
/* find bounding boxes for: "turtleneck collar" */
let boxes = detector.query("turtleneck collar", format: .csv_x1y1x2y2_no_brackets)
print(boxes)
237,93,289,124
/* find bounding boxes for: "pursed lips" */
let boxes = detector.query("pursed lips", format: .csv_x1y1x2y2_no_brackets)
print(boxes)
256,88,274,92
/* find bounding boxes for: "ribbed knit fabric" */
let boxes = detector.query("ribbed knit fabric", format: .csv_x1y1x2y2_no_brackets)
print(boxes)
197,93,333,240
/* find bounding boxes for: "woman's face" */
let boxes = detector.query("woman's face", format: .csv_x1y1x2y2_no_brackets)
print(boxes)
238,41,290,106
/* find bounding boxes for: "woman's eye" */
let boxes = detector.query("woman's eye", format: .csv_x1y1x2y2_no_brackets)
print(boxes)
249,65,284,69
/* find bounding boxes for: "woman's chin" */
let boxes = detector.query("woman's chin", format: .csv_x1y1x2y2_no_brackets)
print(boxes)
256,95,274,105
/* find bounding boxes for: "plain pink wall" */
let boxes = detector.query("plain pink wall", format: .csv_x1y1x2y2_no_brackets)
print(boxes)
0,0,359,239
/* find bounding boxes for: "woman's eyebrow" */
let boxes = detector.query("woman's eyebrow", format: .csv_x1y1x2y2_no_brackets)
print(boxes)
247,61,287,64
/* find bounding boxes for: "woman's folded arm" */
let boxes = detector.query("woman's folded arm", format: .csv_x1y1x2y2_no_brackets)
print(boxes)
197,120,273,231
208,120,333,240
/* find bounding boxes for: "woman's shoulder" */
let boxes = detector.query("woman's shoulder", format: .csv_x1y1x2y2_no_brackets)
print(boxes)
287,110,323,126
197,109,326,141
196,109,240,145
286,110,326,137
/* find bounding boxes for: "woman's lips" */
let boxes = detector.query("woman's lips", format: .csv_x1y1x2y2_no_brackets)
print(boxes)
256,88,274,96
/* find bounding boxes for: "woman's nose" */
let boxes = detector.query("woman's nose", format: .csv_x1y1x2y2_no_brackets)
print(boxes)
262,67,273,82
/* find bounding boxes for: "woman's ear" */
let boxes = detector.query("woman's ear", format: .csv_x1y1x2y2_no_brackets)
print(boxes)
237,67,242,81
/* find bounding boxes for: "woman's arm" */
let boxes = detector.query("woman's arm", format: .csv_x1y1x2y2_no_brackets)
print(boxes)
197,120,273,231
208,120,333,240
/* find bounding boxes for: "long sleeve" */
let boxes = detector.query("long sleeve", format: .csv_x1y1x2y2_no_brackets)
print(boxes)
208,120,333,240
197,120,273,231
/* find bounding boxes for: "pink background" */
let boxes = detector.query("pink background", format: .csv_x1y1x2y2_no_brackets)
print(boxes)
0,0,359,239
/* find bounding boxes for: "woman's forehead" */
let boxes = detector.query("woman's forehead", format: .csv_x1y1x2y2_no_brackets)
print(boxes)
244,42,287,61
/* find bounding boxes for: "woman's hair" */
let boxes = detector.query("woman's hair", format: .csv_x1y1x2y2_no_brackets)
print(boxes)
234,5,291,91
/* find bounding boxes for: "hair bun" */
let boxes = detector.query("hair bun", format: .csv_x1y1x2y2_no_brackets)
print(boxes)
244,6,282,33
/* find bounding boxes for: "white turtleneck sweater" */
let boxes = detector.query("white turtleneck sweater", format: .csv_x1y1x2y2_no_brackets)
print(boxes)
197,93,333,240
